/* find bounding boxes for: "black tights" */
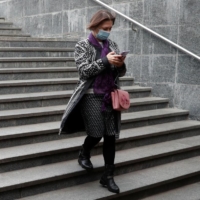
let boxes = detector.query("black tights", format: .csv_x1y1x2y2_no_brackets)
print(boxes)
83,135,115,165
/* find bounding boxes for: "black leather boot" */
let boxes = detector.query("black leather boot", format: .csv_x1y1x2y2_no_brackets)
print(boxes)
100,164,120,194
78,145,93,171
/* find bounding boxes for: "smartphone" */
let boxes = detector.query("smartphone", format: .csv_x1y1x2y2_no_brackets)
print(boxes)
120,50,130,56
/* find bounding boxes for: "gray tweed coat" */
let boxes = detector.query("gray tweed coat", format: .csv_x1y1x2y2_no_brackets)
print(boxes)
59,38,126,138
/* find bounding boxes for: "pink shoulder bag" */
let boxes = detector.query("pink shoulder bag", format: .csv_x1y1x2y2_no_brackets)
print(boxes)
111,89,130,111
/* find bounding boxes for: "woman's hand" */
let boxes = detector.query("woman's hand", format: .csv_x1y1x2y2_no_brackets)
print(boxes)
107,52,125,67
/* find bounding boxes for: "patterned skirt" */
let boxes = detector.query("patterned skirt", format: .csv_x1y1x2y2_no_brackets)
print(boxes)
80,94,117,138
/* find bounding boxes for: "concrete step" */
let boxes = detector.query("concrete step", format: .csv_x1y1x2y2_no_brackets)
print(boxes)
0,37,78,42
0,77,134,94
0,106,188,128
0,18,5,22
0,61,75,68
0,57,75,68
142,182,200,200
0,47,75,52
128,97,169,112
1,141,200,199
121,108,188,129
0,22,13,28
1,121,200,172
1,119,199,148
123,85,152,98
0,28,22,35
0,57,74,62
0,67,78,81
0,37,78,48
0,47,74,57
15,156,200,200
0,78,78,94
0,34,31,37
0,86,151,110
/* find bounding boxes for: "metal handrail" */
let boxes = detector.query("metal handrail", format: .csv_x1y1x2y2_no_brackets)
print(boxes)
92,0,200,61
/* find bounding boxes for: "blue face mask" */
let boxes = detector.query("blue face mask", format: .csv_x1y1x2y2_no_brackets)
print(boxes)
96,30,110,40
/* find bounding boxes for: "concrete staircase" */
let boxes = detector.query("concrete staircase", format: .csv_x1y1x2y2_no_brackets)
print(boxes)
1,17,200,200
0,19,30,38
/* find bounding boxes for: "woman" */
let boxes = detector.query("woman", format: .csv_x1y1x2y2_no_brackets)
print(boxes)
59,10,127,194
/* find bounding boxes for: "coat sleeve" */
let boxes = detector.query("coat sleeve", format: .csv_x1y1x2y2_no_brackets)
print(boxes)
74,41,110,80
117,63,127,77
110,40,127,77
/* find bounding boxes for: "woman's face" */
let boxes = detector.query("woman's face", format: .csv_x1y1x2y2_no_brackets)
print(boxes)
93,20,113,37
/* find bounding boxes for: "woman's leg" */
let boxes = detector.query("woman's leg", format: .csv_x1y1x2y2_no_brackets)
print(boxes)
100,135,119,193
78,135,102,171
103,135,115,165
83,135,102,152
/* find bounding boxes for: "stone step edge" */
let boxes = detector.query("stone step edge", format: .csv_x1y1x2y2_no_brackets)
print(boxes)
0,27,21,30
0,141,200,192
0,107,189,122
0,78,78,87
130,97,169,106
0,97,168,114
1,119,198,141
122,108,189,123
0,77,133,87
0,86,149,103
0,22,13,24
0,37,78,42
0,67,77,73
141,182,200,200
1,121,200,164
17,155,200,200
0,34,31,37
0,57,74,62
1,139,200,193
0,96,167,108
0,47,75,52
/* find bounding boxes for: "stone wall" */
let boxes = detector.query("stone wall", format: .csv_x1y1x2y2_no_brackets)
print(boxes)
0,0,200,120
